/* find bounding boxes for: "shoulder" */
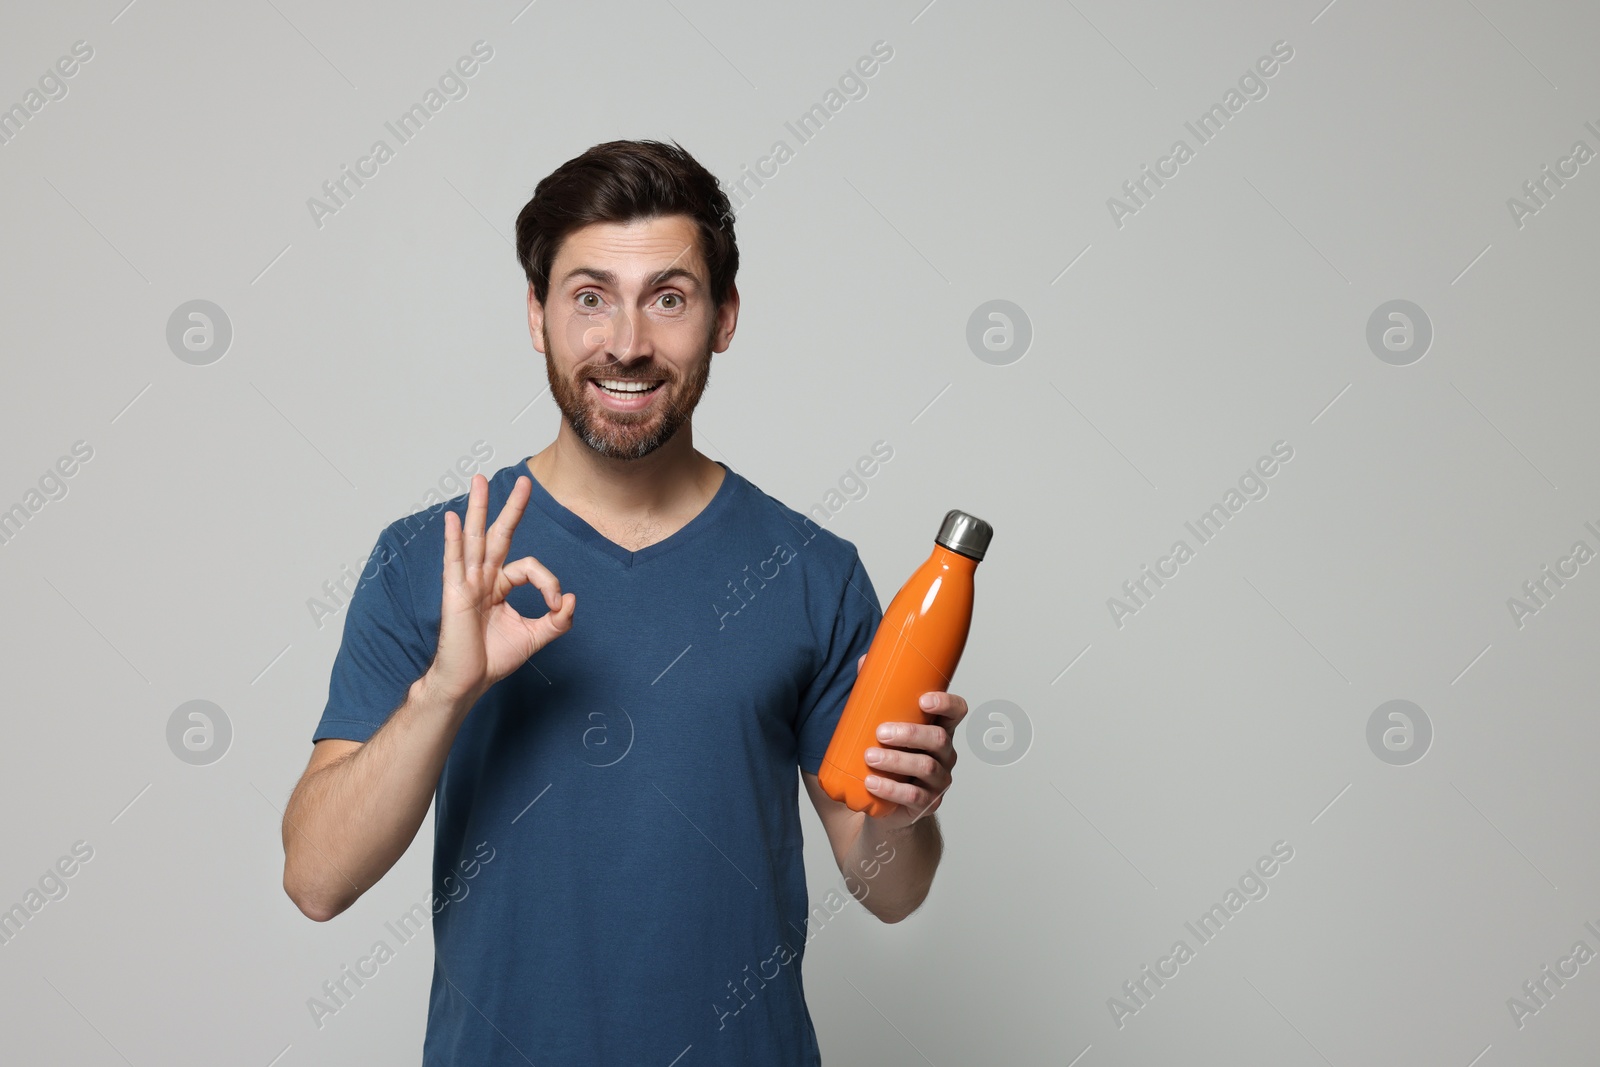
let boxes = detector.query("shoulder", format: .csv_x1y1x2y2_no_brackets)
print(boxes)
725,467,867,579
378,496,460,566
379,459,530,558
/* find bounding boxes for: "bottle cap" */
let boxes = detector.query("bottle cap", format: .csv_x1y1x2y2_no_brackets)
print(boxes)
936,509,993,561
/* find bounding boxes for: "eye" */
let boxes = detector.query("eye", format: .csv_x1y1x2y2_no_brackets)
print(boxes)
577,291,603,310
658,293,683,310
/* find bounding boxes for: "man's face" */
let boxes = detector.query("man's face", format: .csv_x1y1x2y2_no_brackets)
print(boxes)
529,215,736,461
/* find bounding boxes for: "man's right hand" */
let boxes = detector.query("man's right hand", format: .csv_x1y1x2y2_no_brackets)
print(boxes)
426,473,575,706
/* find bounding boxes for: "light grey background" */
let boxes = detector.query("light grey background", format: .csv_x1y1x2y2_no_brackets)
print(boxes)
2,0,1597,1063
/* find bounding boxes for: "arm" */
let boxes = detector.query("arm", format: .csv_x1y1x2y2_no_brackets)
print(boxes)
281,676,477,922
281,473,575,922
801,668,968,924
802,771,942,924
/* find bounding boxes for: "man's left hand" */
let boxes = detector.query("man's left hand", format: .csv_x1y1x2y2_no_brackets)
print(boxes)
855,653,965,832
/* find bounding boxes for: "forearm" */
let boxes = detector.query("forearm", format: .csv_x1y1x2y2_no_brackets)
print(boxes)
283,674,474,921
844,813,943,924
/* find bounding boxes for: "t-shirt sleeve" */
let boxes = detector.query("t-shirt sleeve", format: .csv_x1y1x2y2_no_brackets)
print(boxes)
796,552,883,775
311,528,434,744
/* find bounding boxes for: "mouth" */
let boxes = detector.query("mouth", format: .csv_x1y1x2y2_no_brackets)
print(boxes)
588,376,666,410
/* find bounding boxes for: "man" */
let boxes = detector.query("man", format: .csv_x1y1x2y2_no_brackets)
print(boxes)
280,139,968,1065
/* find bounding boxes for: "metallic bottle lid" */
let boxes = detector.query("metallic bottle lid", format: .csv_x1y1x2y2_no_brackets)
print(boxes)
935,509,994,561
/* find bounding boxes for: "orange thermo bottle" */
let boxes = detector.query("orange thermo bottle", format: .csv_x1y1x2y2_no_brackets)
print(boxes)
819,510,993,817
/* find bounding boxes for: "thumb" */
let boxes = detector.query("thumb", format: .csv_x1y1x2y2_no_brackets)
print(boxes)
523,592,576,651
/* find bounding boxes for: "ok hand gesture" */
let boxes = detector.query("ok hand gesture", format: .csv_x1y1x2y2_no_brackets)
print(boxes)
427,474,576,705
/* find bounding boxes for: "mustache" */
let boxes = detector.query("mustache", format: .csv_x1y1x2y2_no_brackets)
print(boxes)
581,368,670,382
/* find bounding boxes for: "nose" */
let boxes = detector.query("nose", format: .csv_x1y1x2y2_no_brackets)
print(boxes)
591,304,654,363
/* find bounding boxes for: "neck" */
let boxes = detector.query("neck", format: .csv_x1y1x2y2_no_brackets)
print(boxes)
525,419,721,522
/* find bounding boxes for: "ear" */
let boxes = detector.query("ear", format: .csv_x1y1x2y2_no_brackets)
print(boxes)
527,284,545,354
712,281,740,354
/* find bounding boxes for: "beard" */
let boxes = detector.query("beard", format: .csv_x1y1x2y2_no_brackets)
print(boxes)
542,318,714,461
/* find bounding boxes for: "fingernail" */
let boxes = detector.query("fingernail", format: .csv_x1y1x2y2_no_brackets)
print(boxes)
865,748,882,763
865,775,881,788
876,724,894,741
920,694,937,710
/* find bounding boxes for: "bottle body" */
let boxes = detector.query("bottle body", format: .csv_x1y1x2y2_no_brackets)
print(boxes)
818,544,977,817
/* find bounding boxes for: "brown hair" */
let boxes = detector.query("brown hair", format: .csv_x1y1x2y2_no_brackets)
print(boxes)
514,139,739,310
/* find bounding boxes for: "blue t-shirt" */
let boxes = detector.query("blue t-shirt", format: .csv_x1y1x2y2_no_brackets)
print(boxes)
312,457,882,1065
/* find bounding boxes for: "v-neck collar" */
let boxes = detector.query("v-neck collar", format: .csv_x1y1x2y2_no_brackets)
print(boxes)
516,456,740,569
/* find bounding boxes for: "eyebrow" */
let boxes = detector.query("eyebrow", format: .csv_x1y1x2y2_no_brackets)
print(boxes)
559,266,702,290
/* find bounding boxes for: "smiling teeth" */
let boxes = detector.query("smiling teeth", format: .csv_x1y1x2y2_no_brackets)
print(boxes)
596,379,659,393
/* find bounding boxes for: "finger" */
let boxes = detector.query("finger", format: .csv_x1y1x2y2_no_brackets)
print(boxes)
863,771,939,813
917,691,969,726
465,474,488,574
864,745,945,783
501,555,565,613
857,653,865,671
485,476,531,574
874,720,950,756
521,591,576,648
869,774,950,824
443,507,465,593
